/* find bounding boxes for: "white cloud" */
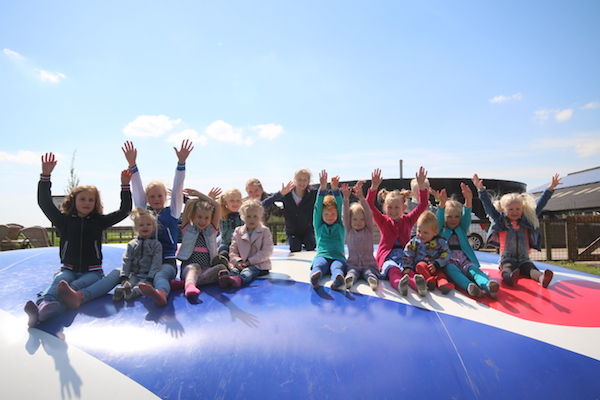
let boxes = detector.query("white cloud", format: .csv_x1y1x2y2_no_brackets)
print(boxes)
534,108,574,122
123,115,181,137
205,120,251,145
252,123,284,140
3,48,25,62
38,69,66,83
0,150,43,164
489,92,522,104
535,133,600,157
582,101,600,110
166,129,208,146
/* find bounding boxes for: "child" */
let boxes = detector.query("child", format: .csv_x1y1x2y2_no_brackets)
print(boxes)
121,140,193,306
309,170,347,290
341,181,379,291
177,189,229,300
402,211,453,296
472,173,562,288
218,188,244,259
24,152,132,327
114,208,163,301
245,178,274,221
367,167,429,295
436,184,499,298
263,168,317,252
218,199,274,289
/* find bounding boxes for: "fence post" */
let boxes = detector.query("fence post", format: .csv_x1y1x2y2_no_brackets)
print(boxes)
543,217,552,261
566,216,578,262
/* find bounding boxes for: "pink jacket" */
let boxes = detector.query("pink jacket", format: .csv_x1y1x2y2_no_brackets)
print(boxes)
229,224,274,270
366,188,428,269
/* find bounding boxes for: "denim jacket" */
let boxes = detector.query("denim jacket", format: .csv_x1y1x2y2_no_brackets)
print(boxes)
177,224,218,262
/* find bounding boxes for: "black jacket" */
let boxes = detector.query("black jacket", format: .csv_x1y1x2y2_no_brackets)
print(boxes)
263,189,317,236
38,177,132,273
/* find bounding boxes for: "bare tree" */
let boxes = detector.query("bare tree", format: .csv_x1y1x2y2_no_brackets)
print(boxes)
65,150,80,193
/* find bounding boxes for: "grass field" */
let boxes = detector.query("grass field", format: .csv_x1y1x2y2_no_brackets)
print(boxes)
544,260,600,276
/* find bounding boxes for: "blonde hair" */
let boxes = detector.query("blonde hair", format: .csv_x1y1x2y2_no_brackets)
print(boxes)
349,201,365,217
239,199,265,223
417,210,438,231
378,188,411,212
218,188,242,219
130,208,157,232
495,192,539,228
410,178,430,201
294,168,311,182
145,181,167,196
245,178,264,192
181,198,215,228
61,185,103,215
445,200,463,215
323,195,337,210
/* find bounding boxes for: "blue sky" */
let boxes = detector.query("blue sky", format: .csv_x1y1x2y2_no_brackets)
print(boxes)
1,0,599,227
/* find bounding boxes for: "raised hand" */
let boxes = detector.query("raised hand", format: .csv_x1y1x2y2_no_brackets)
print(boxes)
353,180,365,198
121,169,132,185
416,166,428,189
183,188,201,197
41,152,57,175
341,183,351,199
319,169,328,191
121,141,137,167
280,181,294,196
472,174,485,190
370,169,383,190
548,174,563,190
174,139,194,164
429,188,441,201
208,187,223,200
331,175,340,191
438,188,448,207
460,183,472,201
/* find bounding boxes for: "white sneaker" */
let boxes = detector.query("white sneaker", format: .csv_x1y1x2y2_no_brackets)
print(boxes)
368,276,378,291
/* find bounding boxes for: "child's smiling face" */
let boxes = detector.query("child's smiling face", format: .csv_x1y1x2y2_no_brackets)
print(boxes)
504,200,524,221
384,197,405,220
445,208,461,229
417,223,437,243
75,190,96,217
136,215,156,239
194,209,213,230
226,194,243,213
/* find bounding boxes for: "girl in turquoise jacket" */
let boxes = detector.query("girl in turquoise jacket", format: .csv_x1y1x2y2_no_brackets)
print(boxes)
436,183,499,298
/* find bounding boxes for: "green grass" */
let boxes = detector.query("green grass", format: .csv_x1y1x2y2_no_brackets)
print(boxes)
544,260,600,276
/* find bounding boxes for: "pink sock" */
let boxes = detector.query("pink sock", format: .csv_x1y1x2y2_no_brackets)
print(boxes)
185,282,201,298
388,268,403,290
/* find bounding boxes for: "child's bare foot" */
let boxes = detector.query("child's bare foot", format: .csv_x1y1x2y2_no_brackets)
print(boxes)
139,282,168,306
415,274,427,297
57,280,84,309
488,281,500,298
24,301,39,327
185,282,201,299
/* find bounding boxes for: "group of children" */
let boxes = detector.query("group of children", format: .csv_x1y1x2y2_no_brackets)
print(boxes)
24,140,562,327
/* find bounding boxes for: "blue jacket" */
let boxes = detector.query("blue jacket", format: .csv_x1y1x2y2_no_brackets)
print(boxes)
437,206,480,268
478,188,553,251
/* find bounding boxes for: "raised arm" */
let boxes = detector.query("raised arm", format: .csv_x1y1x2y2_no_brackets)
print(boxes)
170,140,194,218
472,174,502,223
341,183,352,230
37,152,63,225
185,188,221,229
262,181,293,207
366,169,387,228
122,141,146,208
353,181,374,231
100,169,133,228
535,174,562,216
405,167,429,224
313,170,328,230
331,175,343,222
460,183,473,231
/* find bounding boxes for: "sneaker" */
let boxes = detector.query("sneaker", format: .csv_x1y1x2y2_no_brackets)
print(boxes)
487,281,500,299
310,270,321,289
113,286,125,302
399,275,409,296
345,275,354,290
368,276,378,291
211,255,229,267
540,270,554,288
425,277,437,291
502,269,519,286
331,274,345,291
125,287,142,301
24,301,39,328
467,283,482,298
415,274,427,297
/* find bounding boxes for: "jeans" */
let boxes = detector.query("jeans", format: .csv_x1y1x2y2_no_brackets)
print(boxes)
230,265,269,285
154,263,177,294
310,257,347,279
38,268,104,304
80,269,122,303
346,266,379,282
288,232,316,252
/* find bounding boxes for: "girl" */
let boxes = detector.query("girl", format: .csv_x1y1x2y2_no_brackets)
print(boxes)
218,199,274,289
24,152,132,327
402,211,453,296
367,167,429,295
309,170,347,291
436,184,499,298
341,181,379,291
245,178,274,222
177,189,229,300
263,168,317,252
121,140,193,306
472,173,562,288
218,188,244,259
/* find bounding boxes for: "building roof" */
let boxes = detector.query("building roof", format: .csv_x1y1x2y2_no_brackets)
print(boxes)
530,166,600,193
533,181,600,212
